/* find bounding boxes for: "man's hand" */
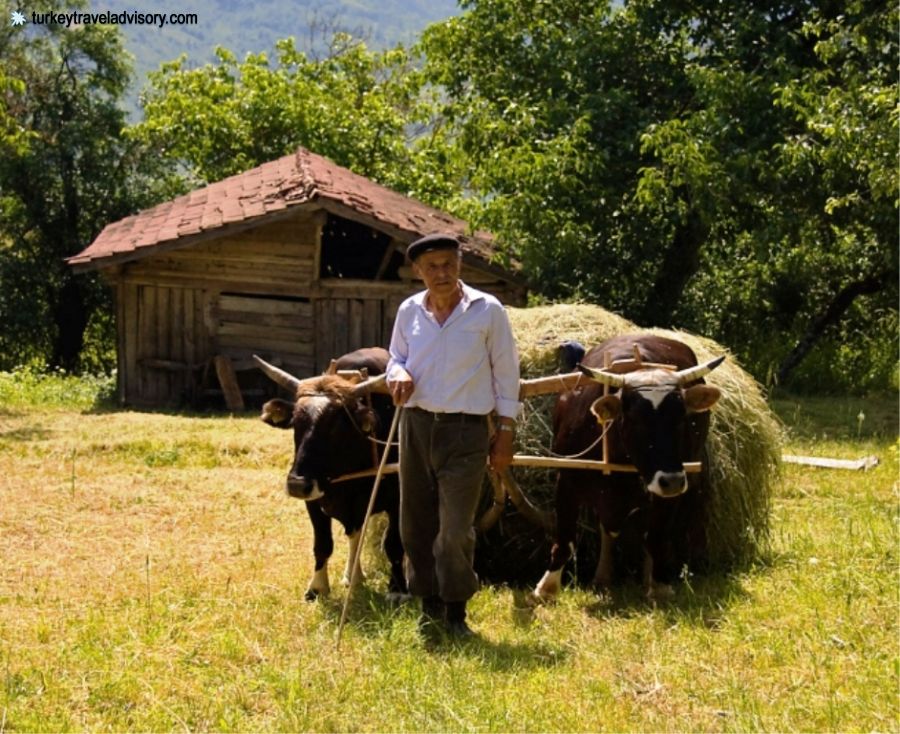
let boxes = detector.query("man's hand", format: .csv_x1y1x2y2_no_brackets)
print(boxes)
489,420,515,472
387,369,415,406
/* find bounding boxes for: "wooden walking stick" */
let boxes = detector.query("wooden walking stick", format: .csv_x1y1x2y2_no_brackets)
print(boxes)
335,405,403,649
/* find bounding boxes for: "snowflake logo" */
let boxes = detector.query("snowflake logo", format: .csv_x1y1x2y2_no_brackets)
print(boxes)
10,10,27,26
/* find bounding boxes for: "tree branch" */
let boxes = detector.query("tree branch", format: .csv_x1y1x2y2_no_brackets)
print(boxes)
775,274,886,387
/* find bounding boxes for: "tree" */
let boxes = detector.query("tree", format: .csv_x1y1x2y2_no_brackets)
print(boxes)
130,35,457,203
633,0,898,388
420,0,897,390
0,0,160,371
421,0,698,305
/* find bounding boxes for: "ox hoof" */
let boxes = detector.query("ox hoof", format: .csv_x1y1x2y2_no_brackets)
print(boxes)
529,589,555,606
304,588,328,602
341,571,366,587
533,569,562,604
511,590,538,625
646,583,675,602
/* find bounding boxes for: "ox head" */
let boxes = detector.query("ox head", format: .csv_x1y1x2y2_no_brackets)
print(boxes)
579,356,724,498
255,356,387,501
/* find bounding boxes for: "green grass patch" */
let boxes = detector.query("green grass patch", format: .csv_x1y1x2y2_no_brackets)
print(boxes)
0,366,115,411
0,393,896,731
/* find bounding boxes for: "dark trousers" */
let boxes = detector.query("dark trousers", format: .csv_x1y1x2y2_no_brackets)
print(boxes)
398,407,489,602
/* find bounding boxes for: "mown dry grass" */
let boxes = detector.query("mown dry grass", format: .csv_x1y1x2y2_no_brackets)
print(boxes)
0,391,897,732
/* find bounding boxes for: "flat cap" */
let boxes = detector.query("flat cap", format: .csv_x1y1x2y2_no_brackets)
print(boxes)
407,233,460,262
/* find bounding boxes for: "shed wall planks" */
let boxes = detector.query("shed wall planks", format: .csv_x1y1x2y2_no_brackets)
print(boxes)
110,208,524,407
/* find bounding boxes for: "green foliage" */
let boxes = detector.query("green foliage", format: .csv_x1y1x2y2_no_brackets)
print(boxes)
0,0,168,372
130,37,456,202
3,0,893,393
422,0,898,392
0,366,115,409
103,0,461,114
781,306,899,395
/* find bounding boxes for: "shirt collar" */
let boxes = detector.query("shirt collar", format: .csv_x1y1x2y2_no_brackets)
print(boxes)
458,281,484,312
412,281,484,312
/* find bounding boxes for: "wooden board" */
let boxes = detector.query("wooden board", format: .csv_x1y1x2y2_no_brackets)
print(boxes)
510,456,702,473
330,457,702,484
314,298,384,371
782,454,879,470
519,372,587,398
214,355,245,411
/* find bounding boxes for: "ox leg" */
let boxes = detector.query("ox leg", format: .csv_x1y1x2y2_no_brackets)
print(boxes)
383,504,408,596
342,530,365,587
592,527,617,590
643,502,679,601
305,501,334,601
534,481,579,603
642,547,675,601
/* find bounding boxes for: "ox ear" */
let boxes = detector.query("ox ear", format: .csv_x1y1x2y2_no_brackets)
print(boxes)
683,385,721,413
261,398,294,429
590,395,621,423
353,401,377,434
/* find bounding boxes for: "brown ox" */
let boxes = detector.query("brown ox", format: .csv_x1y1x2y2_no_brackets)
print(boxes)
533,334,724,602
255,348,406,601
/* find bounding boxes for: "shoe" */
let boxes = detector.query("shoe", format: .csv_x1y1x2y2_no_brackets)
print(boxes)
445,601,474,638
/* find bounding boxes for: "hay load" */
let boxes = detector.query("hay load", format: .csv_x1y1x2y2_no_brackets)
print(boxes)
474,303,781,585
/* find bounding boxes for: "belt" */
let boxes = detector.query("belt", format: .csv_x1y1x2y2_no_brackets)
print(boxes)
409,407,487,424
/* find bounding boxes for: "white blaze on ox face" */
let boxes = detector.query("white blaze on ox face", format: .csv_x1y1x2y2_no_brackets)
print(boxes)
289,395,333,501
299,395,331,421
626,370,689,498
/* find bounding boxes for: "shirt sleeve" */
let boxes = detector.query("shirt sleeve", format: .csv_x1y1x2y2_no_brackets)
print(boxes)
487,304,522,419
386,303,409,382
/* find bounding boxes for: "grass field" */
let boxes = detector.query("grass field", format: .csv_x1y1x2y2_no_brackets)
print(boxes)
0,374,897,732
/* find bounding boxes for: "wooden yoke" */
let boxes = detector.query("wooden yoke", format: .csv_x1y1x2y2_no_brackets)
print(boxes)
597,344,679,475
602,351,611,475
329,343,701,489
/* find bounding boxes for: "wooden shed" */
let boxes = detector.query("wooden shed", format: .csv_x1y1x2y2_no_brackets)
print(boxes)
69,147,527,408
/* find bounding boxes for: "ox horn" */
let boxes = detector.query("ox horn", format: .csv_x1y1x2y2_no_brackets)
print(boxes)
253,354,302,393
350,373,390,396
577,363,627,389
674,355,726,386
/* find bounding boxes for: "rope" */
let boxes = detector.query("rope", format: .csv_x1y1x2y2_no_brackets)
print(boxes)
337,398,399,450
367,435,399,449
544,419,614,460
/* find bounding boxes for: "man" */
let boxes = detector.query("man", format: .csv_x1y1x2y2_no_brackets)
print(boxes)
386,233,521,638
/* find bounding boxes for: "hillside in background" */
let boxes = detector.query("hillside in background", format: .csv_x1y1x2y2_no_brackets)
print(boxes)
102,0,460,115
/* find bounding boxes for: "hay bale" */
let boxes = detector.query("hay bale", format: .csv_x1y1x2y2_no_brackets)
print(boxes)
478,304,781,581
509,303,634,379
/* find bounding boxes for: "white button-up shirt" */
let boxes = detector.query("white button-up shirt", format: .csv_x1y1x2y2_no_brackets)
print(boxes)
387,282,522,419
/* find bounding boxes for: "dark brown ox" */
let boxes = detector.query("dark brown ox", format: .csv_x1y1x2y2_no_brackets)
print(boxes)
255,348,406,601
533,334,724,602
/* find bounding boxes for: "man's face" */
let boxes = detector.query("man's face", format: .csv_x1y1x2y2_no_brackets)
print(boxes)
412,249,461,299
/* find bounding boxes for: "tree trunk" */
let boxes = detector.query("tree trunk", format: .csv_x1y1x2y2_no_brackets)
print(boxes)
51,275,88,372
775,274,885,387
639,208,707,328
51,89,87,373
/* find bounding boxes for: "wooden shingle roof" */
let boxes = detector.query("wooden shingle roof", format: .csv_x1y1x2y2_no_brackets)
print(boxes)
69,147,506,273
